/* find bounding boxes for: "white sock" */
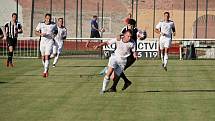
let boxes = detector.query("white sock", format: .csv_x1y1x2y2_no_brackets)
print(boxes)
42,59,45,66
44,60,50,73
161,53,164,64
102,76,110,91
53,54,59,65
164,53,168,67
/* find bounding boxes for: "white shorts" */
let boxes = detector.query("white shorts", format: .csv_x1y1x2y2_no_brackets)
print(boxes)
108,54,127,76
159,36,172,49
40,39,54,56
52,41,63,55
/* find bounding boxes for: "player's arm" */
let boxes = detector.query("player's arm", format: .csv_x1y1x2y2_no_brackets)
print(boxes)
53,25,58,37
172,23,176,36
91,24,99,32
94,38,116,49
94,41,108,50
133,52,138,59
92,24,105,32
131,42,138,59
1,26,7,40
17,23,23,33
35,23,46,37
62,28,67,40
116,34,122,41
35,30,46,37
155,21,165,36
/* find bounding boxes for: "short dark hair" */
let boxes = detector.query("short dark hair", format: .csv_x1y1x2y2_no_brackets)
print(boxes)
58,18,63,21
12,13,17,17
93,15,97,18
164,12,170,16
124,29,133,35
128,19,136,26
45,13,52,18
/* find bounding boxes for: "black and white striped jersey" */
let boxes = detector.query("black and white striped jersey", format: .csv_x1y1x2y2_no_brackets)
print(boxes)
4,21,22,38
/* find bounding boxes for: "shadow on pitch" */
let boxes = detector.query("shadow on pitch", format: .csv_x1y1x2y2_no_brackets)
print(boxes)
0,81,8,84
128,89,215,93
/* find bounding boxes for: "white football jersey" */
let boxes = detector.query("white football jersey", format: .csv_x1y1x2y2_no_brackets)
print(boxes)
54,26,67,43
107,38,135,59
156,20,175,38
36,22,57,41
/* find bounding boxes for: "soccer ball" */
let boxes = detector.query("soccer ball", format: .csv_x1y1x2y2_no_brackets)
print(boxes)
137,30,147,40
100,28,105,32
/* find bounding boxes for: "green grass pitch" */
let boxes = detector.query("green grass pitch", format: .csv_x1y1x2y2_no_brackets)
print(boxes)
0,58,215,121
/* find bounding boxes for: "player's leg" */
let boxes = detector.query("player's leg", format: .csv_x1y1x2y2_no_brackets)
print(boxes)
40,44,47,77
163,39,171,71
160,40,165,67
52,43,60,67
7,46,13,67
7,38,15,67
100,66,114,94
121,54,136,90
108,54,135,91
50,43,57,59
163,47,169,71
43,43,53,77
86,31,94,47
100,55,117,93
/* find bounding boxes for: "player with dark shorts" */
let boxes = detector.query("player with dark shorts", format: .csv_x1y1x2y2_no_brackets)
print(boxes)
3,13,23,67
107,19,138,92
85,15,104,47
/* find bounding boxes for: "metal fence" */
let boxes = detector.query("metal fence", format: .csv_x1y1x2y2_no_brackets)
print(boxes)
1,0,215,39
1,37,215,59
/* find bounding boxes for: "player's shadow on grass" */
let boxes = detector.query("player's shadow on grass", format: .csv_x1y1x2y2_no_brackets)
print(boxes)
33,65,106,68
128,89,215,93
0,81,8,84
132,64,215,67
128,75,192,78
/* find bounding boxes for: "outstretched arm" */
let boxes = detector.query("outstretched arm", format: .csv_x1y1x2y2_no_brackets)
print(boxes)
94,42,108,50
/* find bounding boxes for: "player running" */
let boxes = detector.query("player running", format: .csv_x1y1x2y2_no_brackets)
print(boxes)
35,13,58,77
3,13,23,67
94,29,137,94
51,18,67,67
104,19,142,92
155,12,176,71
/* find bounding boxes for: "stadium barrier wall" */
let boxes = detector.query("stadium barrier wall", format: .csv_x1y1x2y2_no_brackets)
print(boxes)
0,37,215,59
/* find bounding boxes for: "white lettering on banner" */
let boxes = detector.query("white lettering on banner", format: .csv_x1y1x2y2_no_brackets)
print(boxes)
137,40,158,51
103,43,116,51
138,51,158,58
102,39,159,58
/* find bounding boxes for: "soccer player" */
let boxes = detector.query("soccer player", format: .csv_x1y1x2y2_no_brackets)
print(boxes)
106,19,139,92
155,12,176,71
123,13,132,25
35,13,58,77
94,29,137,94
85,15,104,47
51,18,67,67
3,13,23,67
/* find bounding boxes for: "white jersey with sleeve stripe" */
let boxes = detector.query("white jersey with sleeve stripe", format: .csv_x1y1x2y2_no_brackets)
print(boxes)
155,20,175,38
36,21,57,42
156,20,175,49
107,38,135,59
